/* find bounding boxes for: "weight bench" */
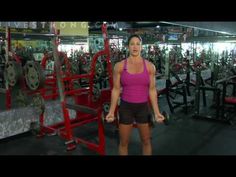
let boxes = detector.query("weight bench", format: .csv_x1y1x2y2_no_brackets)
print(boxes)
65,103,98,116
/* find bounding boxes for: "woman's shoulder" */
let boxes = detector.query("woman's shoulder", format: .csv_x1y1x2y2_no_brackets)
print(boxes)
114,59,126,72
144,58,155,68
143,59,152,65
115,59,125,67
143,59,155,72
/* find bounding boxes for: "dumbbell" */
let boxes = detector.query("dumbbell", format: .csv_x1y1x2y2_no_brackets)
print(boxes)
162,111,170,125
150,111,170,126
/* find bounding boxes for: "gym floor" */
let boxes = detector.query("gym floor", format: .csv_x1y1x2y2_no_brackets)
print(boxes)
1,95,236,155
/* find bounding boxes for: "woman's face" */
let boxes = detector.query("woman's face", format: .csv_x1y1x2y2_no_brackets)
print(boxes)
128,37,142,57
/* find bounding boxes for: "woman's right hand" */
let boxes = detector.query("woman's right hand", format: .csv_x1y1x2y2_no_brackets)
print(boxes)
105,112,115,123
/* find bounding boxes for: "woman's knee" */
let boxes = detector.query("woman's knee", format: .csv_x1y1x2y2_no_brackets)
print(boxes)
141,137,151,146
119,138,130,147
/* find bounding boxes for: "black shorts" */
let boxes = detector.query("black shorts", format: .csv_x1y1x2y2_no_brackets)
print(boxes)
118,99,153,125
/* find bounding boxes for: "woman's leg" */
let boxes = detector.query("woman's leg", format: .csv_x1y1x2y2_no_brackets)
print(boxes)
137,123,152,155
118,124,133,155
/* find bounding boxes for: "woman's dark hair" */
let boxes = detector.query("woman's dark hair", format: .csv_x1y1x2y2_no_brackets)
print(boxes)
127,34,142,45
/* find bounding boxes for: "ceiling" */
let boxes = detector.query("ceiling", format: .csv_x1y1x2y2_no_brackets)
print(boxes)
1,22,236,43
89,21,174,31
89,21,236,36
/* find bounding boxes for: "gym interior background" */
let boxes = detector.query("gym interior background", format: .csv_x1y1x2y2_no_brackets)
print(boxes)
0,21,236,155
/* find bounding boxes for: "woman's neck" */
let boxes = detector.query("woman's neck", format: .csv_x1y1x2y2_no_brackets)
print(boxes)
128,56,142,63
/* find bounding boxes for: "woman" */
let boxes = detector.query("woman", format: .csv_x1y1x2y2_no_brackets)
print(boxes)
105,34,165,155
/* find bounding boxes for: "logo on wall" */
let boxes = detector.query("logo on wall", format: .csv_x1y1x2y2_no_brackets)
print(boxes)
55,22,88,36
0,22,50,33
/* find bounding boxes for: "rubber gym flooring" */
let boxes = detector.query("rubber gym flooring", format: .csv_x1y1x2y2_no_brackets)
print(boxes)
0,93,236,155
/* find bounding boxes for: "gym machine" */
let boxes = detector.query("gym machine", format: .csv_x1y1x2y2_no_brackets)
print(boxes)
35,23,113,154
193,67,236,124
165,51,195,114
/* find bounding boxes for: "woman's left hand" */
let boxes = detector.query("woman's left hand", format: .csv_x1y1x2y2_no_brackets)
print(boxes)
154,112,165,123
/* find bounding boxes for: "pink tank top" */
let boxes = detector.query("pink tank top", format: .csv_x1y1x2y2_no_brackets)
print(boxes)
121,58,150,103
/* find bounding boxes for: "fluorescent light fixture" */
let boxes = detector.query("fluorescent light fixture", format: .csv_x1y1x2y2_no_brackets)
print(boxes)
160,21,234,35
221,40,236,43
136,22,154,24
221,31,228,34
